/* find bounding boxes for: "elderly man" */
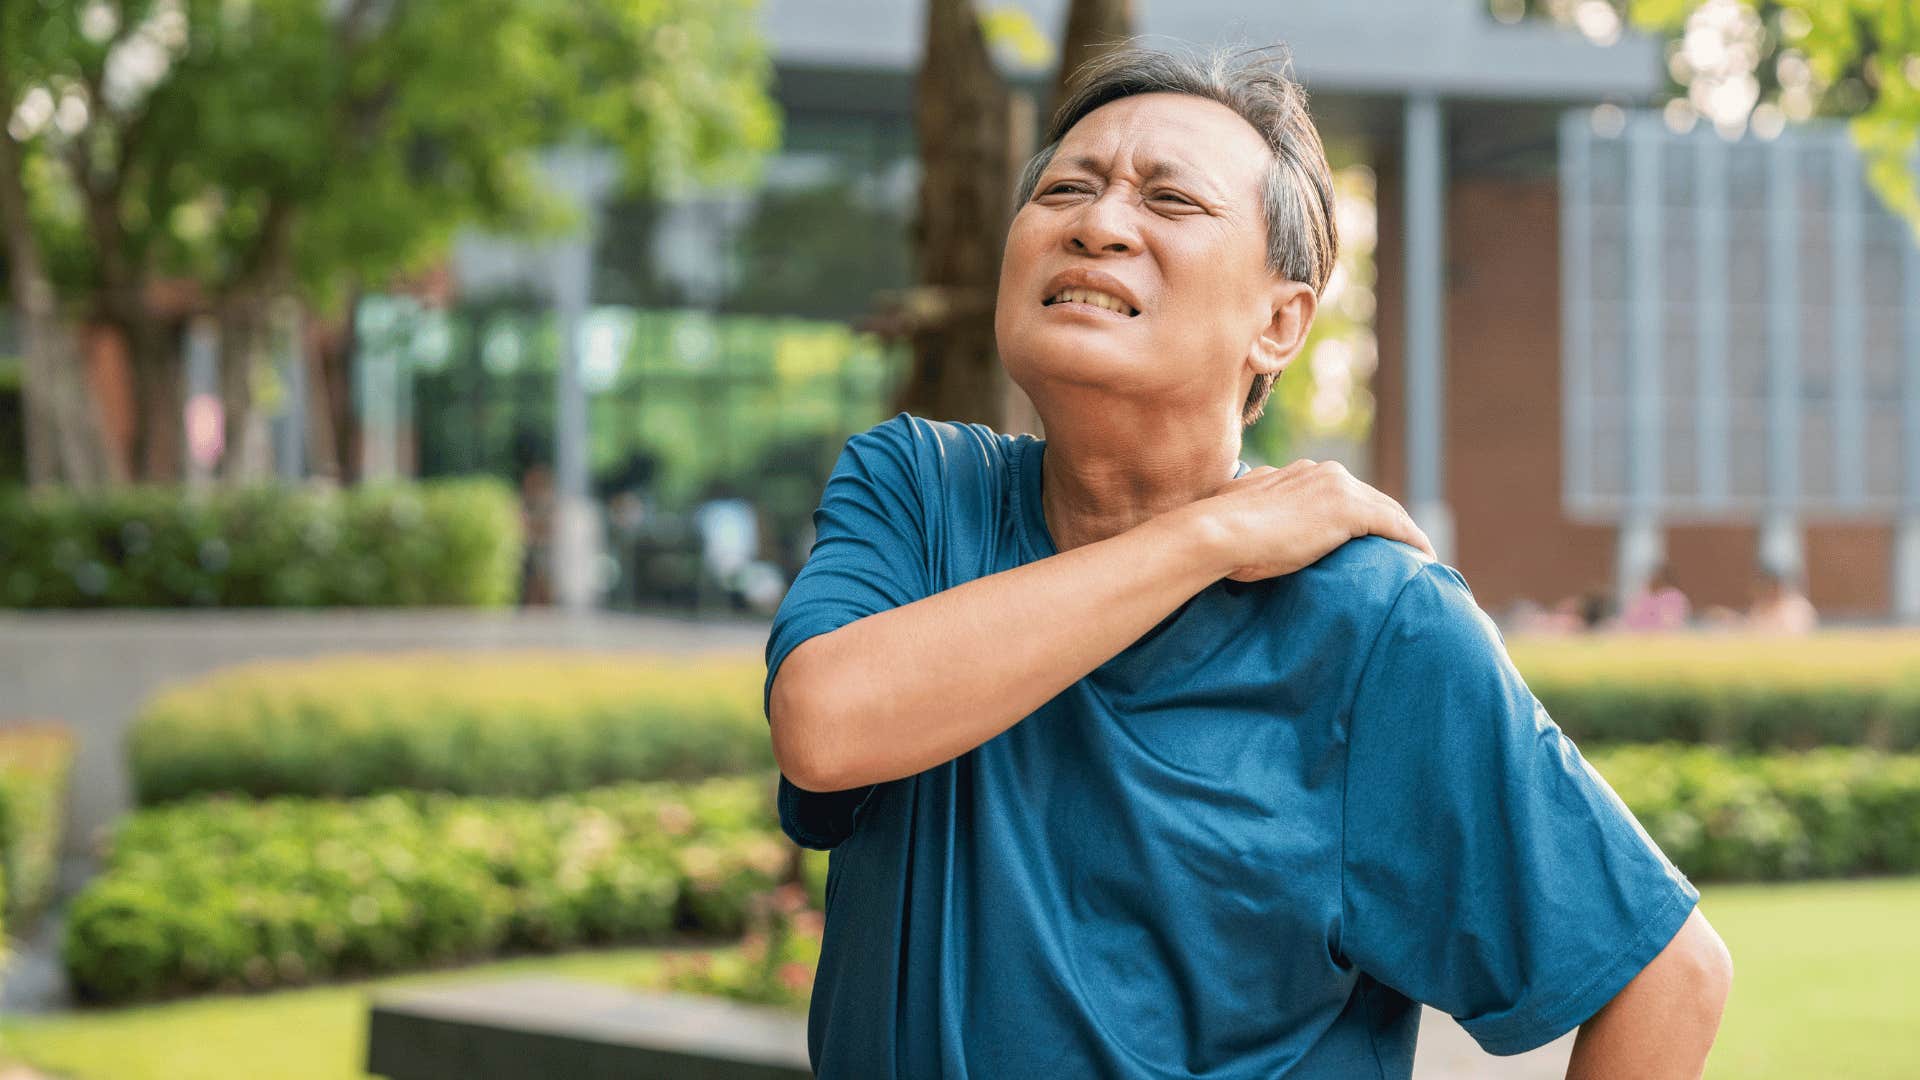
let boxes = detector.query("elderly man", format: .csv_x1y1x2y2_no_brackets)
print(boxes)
766,45,1730,1079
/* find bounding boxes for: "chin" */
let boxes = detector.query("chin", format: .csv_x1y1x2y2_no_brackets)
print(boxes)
1001,337,1156,395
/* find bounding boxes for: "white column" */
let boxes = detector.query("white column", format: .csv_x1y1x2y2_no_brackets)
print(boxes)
1403,93,1453,563
550,234,598,614
1617,114,1666,612
1616,512,1665,608
1761,133,1804,581
542,149,619,613
1896,148,1920,622
1896,515,1920,622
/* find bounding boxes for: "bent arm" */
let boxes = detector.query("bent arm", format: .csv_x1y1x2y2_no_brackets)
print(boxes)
771,505,1226,792
1565,907,1733,1079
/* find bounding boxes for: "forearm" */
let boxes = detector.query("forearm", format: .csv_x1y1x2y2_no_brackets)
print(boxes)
771,505,1227,791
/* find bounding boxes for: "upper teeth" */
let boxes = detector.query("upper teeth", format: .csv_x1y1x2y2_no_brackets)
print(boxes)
1049,288,1134,314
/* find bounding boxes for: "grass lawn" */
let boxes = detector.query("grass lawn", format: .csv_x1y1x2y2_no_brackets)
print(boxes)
0,942,735,1080
1700,876,1920,1080
2,878,1914,1079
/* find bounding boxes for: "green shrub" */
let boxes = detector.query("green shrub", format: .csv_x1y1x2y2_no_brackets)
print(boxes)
1509,632,1920,751
0,724,75,930
130,655,770,804
62,775,789,1004
0,479,521,608
661,881,822,1011
1588,745,1920,881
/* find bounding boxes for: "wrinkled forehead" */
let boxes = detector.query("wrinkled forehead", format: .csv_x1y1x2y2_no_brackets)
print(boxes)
1051,92,1273,200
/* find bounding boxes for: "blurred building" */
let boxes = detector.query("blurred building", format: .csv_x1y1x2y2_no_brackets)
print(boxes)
725,0,1920,622
10,0,1918,621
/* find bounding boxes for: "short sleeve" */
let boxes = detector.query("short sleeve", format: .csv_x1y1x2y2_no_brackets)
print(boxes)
1339,563,1699,1056
765,414,933,850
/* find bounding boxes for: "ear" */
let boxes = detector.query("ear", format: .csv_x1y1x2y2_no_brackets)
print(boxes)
1247,280,1318,380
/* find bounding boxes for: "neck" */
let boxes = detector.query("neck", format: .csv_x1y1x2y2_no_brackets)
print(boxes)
1036,406,1242,553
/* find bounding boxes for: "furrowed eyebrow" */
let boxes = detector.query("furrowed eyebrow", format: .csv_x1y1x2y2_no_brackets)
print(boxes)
1052,153,1213,199
1066,154,1198,186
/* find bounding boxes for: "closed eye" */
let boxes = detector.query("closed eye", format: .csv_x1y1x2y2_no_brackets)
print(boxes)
1038,182,1198,209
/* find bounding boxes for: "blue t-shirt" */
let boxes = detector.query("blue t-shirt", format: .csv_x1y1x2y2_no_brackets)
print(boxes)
764,413,1698,1078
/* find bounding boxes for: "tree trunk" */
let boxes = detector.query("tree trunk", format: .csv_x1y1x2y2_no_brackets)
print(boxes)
1000,82,1045,438
130,324,185,483
894,0,1012,429
16,317,113,488
0,133,115,489
86,296,187,484
302,314,342,482
316,289,362,483
1050,0,1135,118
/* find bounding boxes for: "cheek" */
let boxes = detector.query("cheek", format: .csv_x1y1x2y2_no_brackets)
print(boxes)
1162,238,1268,314
998,220,1043,287
1005,208,1048,252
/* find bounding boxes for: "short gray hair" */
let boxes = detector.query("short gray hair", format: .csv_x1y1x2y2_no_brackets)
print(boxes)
1014,44,1339,425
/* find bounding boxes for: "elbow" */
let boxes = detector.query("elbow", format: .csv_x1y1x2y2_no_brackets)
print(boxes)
774,734,849,796
1696,925,1734,1016
1672,915,1735,1031
769,646,850,792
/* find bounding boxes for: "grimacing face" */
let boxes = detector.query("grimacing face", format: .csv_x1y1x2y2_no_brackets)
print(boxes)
994,92,1318,425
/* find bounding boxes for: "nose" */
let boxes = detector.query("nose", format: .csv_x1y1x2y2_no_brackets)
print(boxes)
1065,189,1139,255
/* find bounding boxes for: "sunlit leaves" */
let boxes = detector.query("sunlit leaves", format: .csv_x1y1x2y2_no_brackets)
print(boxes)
1617,0,1919,233
2,0,779,312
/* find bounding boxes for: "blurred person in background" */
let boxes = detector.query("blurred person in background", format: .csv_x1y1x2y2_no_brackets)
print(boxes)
1621,563,1691,632
693,480,786,613
513,429,555,607
1579,587,1617,631
600,451,660,608
1747,566,1818,635
766,44,1727,1080
1507,590,1611,635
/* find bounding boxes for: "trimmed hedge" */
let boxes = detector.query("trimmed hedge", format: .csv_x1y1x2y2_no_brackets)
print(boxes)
1589,745,1920,881
0,479,522,608
127,635,1920,811
63,775,791,1004
0,724,75,930
130,655,771,805
1510,632,1920,751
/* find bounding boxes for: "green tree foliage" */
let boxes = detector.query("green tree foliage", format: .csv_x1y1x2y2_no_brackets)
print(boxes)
1516,1,1918,230
4,0,778,297
0,0,779,479
1634,1,1917,227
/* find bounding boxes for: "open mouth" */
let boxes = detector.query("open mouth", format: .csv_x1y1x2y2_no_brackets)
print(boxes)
1042,288,1140,317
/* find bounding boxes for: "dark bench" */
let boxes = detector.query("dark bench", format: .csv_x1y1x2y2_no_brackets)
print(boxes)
365,976,813,1080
